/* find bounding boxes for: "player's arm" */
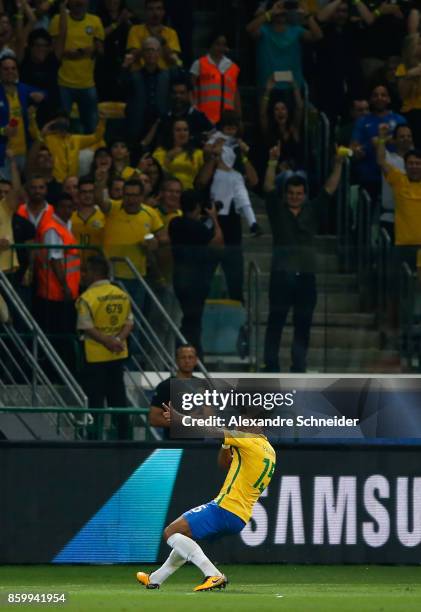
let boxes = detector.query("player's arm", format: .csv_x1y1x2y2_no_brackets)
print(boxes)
149,405,171,428
218,446,233,471
163,402,225,439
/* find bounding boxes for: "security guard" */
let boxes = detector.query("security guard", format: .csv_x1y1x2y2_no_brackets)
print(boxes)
76,255,134,439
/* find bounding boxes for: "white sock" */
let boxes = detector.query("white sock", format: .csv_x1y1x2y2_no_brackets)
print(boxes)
167,533,222,577
149,549,186,585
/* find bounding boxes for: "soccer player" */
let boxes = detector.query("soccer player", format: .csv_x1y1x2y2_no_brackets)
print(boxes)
136,402,276,592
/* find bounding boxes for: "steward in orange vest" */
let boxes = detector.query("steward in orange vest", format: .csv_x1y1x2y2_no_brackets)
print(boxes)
16,176,54,235
36,196,80,302
192,44,240,124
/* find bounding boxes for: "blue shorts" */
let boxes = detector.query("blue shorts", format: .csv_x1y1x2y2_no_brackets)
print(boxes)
183,500,245,541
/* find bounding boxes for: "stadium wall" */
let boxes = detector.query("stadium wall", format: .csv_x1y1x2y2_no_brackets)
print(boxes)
0,442,420,564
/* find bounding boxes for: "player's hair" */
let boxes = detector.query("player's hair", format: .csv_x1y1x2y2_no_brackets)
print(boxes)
86,255,110,278
176,344,197,356
124,179,144,194
285,175,307,192
404,148,421,162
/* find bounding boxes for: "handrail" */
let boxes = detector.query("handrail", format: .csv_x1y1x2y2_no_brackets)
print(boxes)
377,227,392,323
0,270,87,410
109,256,211,378
247,260,261,372
356,188,371,295
336,157,352,271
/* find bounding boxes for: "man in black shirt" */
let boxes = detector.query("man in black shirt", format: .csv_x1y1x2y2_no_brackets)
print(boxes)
263,147,344,372
149,344,206,437
168,190,223,358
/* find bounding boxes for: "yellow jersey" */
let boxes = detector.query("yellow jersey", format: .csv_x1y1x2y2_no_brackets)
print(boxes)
6,90,26,155
71,206,105,263
152,148,204,190
76,280,132,362
127,23,180,70
102,201,163,278
215,433,276,523
49,13,105,89
385,165,421,245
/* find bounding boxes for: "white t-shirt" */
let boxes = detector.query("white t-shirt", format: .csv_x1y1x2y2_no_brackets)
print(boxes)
190,54,233,77
381,150,404,223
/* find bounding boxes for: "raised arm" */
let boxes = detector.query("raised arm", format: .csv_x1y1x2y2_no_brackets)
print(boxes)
374,122,392,175
246,1,285,37
263,143,280,193
324,154,345,195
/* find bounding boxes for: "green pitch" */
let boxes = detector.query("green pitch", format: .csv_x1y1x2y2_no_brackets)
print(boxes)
1,565,421,612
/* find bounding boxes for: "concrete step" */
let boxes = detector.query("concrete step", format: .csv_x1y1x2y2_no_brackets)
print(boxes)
256,292,361,315
204,349,401,373
273,327,380,350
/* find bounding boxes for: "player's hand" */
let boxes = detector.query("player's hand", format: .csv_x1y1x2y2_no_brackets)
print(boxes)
350,143,365,159
238,139,250,155
103,336,124,353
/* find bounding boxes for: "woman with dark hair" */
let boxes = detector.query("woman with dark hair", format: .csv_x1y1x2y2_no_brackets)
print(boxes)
89,146,112,176
139,155,164,197
95,0,132,101
190,32,241,124
152,119,204,189
259,75,304,171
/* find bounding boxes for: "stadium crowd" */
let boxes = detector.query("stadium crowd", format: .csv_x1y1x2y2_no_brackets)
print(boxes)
1,0,421,413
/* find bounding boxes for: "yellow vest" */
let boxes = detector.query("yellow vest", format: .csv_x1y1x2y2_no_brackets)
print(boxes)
76,281,131,362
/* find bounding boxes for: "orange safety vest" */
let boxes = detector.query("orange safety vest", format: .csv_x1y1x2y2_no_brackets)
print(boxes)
36,217,81,301
16,202,54,237
195,56,240,124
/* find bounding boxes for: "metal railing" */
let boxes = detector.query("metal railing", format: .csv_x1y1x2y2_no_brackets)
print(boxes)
377,228,392,324
247,260,262,372
0,269,87,439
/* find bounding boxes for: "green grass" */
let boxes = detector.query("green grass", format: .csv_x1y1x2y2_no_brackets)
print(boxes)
0,565,421,611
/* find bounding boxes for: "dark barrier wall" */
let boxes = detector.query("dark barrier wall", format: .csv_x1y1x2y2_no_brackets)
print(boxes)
1,443,420,564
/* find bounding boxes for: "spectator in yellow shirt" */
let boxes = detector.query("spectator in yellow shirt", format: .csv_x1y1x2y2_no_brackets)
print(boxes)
30,109,106,183
71,175,105,266
127,0,181,70
50,0,105,134
153,119,204,190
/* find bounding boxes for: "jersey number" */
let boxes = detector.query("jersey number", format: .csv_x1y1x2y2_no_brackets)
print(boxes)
253,458,275,493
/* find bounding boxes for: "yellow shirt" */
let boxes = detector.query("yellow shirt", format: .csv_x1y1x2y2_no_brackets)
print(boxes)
49,13,105,88
71,206,105,263
395,64,421,113
6,90,26,155
0,198,18,272
102,201,163,278
39,119,106,182
385,165,421,245
153,148,204,190
76,279,132,362
127,23,180,70
120,166,140,180
215,433,276,523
